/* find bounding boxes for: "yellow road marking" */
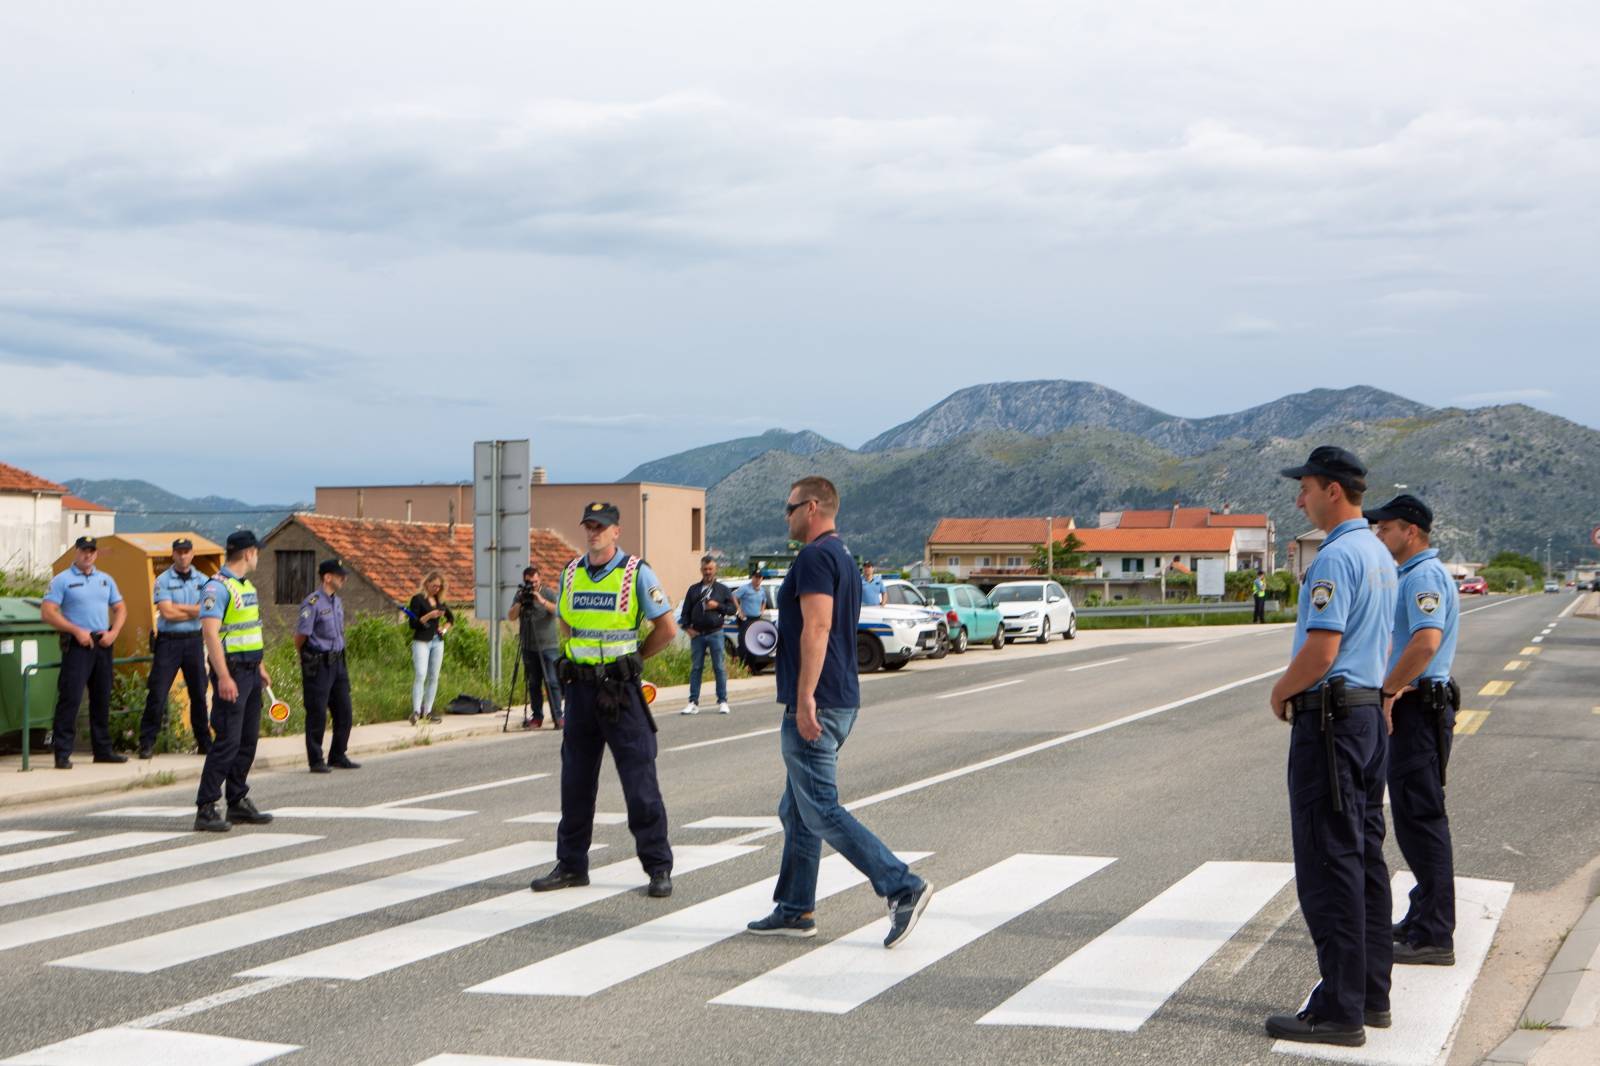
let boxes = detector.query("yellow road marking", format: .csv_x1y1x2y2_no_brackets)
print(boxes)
1521,646,1542,656
1505,660,1529,671
1455,710,1490,735
1480,680,1514,697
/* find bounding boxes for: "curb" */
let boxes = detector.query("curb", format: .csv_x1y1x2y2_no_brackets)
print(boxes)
1485,893,1600,1063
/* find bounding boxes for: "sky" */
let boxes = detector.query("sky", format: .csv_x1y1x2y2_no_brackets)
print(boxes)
1,1,1597,502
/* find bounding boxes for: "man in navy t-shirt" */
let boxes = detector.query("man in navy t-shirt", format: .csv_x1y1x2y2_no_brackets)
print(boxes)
746,475,931,948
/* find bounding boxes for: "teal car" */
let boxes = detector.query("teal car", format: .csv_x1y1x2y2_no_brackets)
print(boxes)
915,582,1006,653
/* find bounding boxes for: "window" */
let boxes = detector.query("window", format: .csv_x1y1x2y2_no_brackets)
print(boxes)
691,508,702,552
275,550,316,605
946,556,960,568
1121,557,1144,573
1006,556,1023,567
977,556,992,568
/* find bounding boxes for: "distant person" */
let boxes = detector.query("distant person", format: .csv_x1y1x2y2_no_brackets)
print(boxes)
735,569,767,667
679,555,734,715
1252,570,1268,624
407,571,455,726
193,531,273,831
746,476,930,946
860,560,885,606
508,564,562,729
40,536,127,768
1168,555,1191,575
138,537,212,759
297,559,358,773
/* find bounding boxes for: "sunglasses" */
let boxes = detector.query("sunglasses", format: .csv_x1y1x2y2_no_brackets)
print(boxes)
785,499,814,516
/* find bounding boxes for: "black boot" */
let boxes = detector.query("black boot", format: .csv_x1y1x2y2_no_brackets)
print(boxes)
530,865,589,892
1265,1011,1365,1046
226,797,274,825
194,803,231,833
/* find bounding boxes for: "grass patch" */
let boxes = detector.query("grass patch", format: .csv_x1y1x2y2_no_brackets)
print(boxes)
0,569,49,597
124,769,177,790
1519,1018,1555,1030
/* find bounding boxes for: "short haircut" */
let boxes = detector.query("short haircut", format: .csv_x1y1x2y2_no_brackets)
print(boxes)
226,547,250,563
700,554,716,566
1308,474,1365,507
524,565,537,576
790,475,840,515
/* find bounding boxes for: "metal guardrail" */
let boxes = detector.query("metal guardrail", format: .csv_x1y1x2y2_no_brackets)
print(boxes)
17,653,153,772
1077,600,1282,625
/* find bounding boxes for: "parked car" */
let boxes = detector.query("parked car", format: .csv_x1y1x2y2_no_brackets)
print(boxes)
916,582,1007,652
1457,576,1488,595
881,578,950,660
990,580,1078,642
1544,580,1560,593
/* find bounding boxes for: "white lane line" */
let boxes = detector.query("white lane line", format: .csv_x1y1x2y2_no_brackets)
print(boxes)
91,805,472,822
1066,657,1130,671
506,812,627,825
0,831,72,850
713,853,1113,1014
374,773,550,808
123,976,305,1029
1179,640,1221,650
935,679,1024,700
1461,598,1524,615
1558,597,1580,619
1273,874,1513,1065
415,1056,615,1065
468,851,932,998
1532,636,1544,643
0,837,441,953
243,845,752,982
0,832,182,875
684,817,781,830
53,841,554,974
982,860,1295,1031
0,832,315,910
0,1026,299,1066
666,728,780,752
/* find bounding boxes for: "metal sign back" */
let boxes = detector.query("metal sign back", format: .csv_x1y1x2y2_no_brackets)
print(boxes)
473,439,531,621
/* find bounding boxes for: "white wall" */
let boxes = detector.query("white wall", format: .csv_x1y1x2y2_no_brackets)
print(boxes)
61,509,115,543
0,493,65,575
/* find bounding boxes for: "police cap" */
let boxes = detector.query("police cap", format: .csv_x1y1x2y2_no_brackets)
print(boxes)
1363,493,1433,532
225,530,259,552
1279,445,1368,492
580,502,620,527
171,537,194,550
73,536,98,551
318,559,347,576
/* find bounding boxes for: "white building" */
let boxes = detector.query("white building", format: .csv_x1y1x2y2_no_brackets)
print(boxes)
0,463,115,576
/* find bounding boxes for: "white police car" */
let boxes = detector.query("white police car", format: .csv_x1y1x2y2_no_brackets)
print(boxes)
722,573,941,673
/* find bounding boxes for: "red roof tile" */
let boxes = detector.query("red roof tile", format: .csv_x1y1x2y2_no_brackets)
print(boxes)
1117,507,1212,528
0,461,67,494
1208,513,1269,527
927,517,1077,545
61,494,112,513
1071,527,1239,552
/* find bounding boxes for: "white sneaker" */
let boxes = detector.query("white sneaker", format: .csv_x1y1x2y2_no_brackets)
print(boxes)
681,702,699,715
717,702,731,715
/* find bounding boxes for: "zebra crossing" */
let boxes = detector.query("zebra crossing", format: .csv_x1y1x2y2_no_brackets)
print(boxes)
0,825,1511,1065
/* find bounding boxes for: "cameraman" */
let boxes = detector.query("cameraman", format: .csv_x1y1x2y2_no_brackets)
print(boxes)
508,564,563,728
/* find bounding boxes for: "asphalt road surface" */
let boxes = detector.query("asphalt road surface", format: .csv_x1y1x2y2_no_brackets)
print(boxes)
0,593,1594,1066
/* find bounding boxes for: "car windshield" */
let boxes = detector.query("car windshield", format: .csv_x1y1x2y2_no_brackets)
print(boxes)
885,584,928,607
990,584,1044,603
924,588,950,605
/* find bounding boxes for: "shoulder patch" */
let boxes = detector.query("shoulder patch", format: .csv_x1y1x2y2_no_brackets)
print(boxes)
304,593,319,604
299,608,311,620
1416,590,1441,615
649,586,667,606
203,595,217,612
1309,579,1335,611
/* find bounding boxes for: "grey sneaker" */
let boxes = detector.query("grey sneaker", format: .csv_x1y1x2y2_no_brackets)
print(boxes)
746,910,817,938
884,881,932,949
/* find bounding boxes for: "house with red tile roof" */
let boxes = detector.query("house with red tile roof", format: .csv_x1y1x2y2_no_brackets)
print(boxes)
1097,503,1275,572
60,494,116,546
256,513,578,624
925,514,1247,585
0,461,71,574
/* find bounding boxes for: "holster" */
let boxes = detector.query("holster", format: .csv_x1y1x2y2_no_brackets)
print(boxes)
1421,678,1457,788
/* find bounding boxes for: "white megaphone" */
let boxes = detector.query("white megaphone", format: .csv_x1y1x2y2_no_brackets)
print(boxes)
742,619,779,657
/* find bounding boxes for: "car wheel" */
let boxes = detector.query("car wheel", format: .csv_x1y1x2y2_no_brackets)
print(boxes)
856,633,884,673
929,624,950,659
952,627,969,654
1065,614,1077,640
883,660,908,671
1036,618,1051,644
992,626,1005,649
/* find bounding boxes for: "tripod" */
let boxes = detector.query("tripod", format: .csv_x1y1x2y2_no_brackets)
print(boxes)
502,645,559,732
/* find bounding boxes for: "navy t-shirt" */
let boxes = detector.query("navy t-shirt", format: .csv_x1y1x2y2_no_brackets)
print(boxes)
776,532,861,709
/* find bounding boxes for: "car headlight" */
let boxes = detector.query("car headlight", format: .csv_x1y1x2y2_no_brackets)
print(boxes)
1018,610,1038,619
892,618,917,629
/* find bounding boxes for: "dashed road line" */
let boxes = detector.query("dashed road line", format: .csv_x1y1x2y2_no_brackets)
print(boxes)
936,679,1024,700
1066,657,1130,672
1479,680,1514,697
666,727,780,752
1455,711,1490,735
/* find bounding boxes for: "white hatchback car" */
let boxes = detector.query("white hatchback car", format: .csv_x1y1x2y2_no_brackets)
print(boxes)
990,580,1077,642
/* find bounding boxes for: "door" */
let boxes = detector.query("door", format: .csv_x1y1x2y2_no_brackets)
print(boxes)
962,586,998,640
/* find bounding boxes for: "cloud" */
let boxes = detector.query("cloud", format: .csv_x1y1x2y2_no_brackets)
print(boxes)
1222,314,1281,337
1450,388,1556,406
1375,288,1477,311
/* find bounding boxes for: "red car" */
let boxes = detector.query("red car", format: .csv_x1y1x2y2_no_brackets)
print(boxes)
1458,576,1488,595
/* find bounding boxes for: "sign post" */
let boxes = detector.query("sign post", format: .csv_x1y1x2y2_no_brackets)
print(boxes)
474,440,530,698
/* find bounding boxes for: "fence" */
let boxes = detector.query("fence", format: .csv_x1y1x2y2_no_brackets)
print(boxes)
1077,601,1282,626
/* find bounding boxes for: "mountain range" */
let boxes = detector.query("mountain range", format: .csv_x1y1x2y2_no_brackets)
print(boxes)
625,382,1600,566
64,479,304,546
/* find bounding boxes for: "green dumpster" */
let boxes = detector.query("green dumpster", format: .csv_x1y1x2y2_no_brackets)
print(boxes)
0,597,62,752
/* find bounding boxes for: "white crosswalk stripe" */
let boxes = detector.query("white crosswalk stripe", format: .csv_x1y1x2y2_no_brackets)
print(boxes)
241,844,755,981
712,853,1114,1014
92,804,473,822
0,837,442,953
0,833,309,909
53,841,549,973
0,1027,299,1066
468,851,932,998
0,831,72,850
505,812,626,825
1273,874,1514,1065
981,860,1297,1032
413,1057,613,1065
0,832,182,875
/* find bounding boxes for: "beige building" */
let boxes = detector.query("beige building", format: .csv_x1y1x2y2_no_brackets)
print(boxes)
314,479,707,603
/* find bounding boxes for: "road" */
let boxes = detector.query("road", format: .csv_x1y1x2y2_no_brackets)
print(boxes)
0,593,1593,1066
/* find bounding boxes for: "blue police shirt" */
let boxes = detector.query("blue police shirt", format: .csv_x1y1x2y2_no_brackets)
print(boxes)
777,532,861,710
861,575,885,606
1292,518,1398,690
296,589,346,652
558,551,674,622
735,583,766,617
44,565,122,632
153,565,208,634
199,568,244,622
1388,547,1458,682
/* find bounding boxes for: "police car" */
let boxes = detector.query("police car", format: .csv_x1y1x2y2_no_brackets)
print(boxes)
722,572,941,673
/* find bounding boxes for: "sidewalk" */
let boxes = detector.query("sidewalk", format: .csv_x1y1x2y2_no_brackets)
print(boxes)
1486,890,1600,1064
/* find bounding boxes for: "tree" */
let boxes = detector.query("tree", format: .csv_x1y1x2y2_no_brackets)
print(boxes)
1487,551,1543,582
1031,532,1086,573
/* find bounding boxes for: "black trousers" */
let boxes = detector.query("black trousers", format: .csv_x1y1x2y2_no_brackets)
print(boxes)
1252,595,1266,623
557,680,672,876
196,656,261,808
301,651,352,766
1388,691,1456,949
52,638,114,758
139,633,210,751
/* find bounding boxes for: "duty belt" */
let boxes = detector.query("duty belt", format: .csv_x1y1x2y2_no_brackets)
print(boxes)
1289,679,1381,815
1398,677,1458,788
1288,686,1381,716
302,648,344,663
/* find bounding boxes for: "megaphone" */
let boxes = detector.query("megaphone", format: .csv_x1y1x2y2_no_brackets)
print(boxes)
741,620,778,657
265,686,292,723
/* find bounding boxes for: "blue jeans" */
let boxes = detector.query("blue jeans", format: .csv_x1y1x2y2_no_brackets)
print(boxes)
774,706,921,918
688,632,727,704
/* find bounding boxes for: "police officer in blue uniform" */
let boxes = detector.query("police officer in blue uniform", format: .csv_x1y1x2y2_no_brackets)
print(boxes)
1266,446,1398,1047
296,559,359,773
40,536,127,769
138,537,212,759
1366,493,1460,967
529,502,678,899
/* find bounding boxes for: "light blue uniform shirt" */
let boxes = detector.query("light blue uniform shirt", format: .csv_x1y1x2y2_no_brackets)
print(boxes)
861,575,885,606
44,565,122,632
153,566,208,634
1388,548,1458,682
735,583,766,617
560,551,674,621
1292,518,1398,690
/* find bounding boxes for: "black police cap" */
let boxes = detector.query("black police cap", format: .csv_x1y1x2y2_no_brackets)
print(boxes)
73,536,98,551
580,501,620,527
171,537,194,550
318,559,347,576
1363,493,1433,532
224,530,258,552
1280,445,1368,491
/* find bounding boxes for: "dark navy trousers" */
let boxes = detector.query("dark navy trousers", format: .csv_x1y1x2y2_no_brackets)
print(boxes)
1288,703,1393,1026
52,638,114,758
196,656,262,808
139,633,210,751
1388,691,1456,950
301,651,352,766
556,680,672,876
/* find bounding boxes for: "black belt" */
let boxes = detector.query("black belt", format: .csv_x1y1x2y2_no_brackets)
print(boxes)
157,630,203,639
302,648,344,662
1289,686,1382,717
225,654,263,666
